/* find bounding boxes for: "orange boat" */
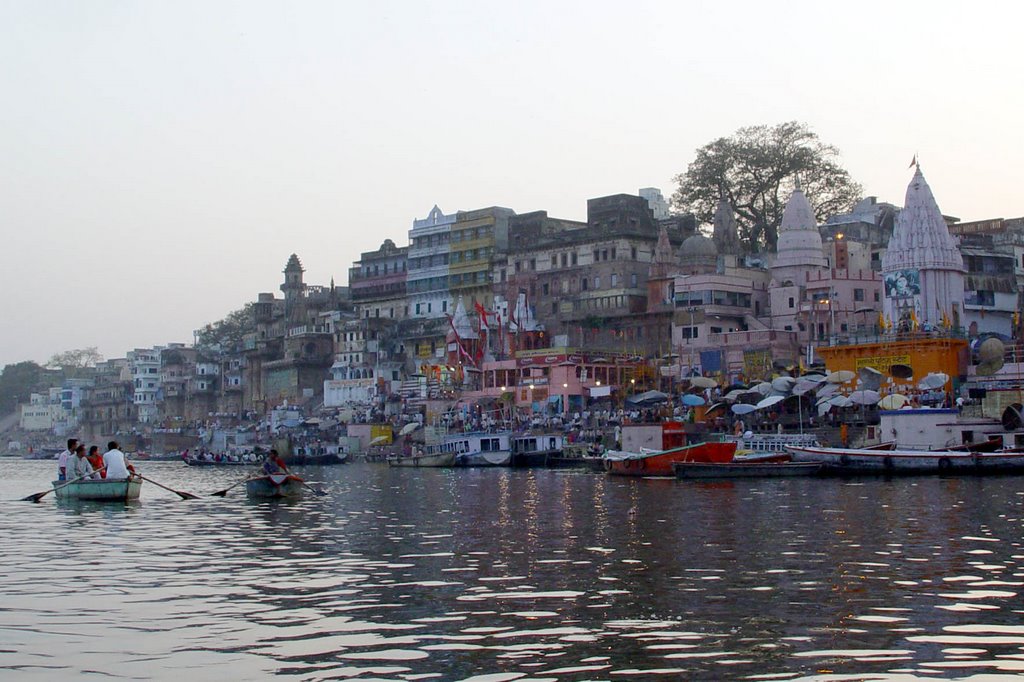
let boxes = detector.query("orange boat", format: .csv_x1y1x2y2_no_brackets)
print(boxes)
604,441,737,476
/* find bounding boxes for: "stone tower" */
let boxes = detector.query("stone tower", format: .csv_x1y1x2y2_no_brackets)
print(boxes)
881,166,964,329
771,178,827,286
281,253,306,313
712,194,743,256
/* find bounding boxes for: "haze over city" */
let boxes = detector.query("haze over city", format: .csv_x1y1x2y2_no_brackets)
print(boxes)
2,0,1021,367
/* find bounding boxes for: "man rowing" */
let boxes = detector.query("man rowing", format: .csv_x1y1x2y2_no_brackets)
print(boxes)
69,444,97,480
103,441,131,480
262,449,290,476
57,438,77,481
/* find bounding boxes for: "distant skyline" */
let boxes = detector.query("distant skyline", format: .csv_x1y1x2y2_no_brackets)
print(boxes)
2,1,1022,367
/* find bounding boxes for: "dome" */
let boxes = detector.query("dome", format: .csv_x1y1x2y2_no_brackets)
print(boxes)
773,184,826,274
680,233,718,258
678,233,718,274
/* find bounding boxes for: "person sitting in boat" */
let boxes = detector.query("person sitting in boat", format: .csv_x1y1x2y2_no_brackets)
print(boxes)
87,445,105,479
262,449,289,475
57,438,78,481
69,444,96,480
103,441,132,480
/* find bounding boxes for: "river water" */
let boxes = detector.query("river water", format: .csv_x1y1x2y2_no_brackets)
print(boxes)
2,460,1024,681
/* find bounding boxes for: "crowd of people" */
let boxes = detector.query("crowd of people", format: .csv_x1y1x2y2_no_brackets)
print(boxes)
56,438,134,481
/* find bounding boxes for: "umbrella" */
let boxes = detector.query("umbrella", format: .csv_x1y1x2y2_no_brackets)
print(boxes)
817,402,833,416
815,382,839,399
731,403,757,415
801,374,827,384
627,390,669,407
850,390,881,405
752,381,772,395
704,402,728,418
857,367,884,391
829,395,854,408
878,394,908,410
756,395,785,410
771,376,796,392
369,435,389,446
793,379,819,396
399,422,420,436
919,372,949,390
826,370,855,384
689,376,717,389
890,364,914,380
681,394,706,407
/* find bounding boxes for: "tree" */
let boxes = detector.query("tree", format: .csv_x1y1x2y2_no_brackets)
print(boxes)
47,347,103,375
671,121,862,252
0,361,43,414
196,303,255,351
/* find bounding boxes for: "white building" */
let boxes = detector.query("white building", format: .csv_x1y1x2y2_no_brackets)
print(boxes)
20,392,66,431
407,205,455,318
639,187,671,220
128,347,163,423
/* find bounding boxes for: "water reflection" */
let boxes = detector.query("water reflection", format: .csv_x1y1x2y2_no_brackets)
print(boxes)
2,461,1024,679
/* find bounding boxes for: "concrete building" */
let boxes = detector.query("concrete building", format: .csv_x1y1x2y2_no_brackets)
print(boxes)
450,206,514,310
350,239,409,320
407,205,455,319
640,187,671,220
128,347,162,423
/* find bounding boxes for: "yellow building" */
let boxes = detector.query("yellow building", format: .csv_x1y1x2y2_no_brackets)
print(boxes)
819,336,968,393
449,207,514,309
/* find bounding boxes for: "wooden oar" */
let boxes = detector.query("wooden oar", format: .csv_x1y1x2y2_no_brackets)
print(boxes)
210,475,258,497
289,475,327,497
22,467,105,503
133,473,200,500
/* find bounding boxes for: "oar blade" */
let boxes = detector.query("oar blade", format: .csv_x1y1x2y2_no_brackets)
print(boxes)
22,491,48,503
210,489,229,497
178,491,201,500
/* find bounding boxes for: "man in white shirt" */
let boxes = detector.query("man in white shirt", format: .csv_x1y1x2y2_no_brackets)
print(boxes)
69,444,96,480
56,438,77,481
103,441,131,480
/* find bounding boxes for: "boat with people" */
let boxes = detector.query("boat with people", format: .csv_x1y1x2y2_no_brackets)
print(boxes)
546,442,606,470
604,441,737,476
510,433,565,467
245,474,304,498
51,476,143,501
184,455,251,466
786,444,1024,474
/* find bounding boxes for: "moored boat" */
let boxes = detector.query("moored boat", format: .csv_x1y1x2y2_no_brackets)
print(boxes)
245,474,304,498
451,432,512,467
604,441,737,476
387,451,457,467
510,433,565,467
673,460,823,479
787,444,1024,474
184,456,251,466
52,477,143,501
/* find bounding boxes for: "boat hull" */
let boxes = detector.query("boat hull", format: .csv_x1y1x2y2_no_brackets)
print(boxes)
510,451,552,467
184,458,249,466
387,452,457,467
674,461,823,479
456,451,512,467
287,452,349,465
787,445,1024,474
245,475,303,498
605,441,737,476
52,478,142,501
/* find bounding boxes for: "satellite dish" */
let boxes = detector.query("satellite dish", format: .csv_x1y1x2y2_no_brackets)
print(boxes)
1002,403,1023,431
890,364,914,380
977,337,1006,376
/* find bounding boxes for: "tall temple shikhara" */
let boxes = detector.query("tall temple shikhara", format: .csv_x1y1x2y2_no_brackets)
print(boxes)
881,166,966,329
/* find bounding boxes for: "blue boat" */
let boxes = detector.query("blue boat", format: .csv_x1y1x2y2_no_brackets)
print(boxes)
245,474,303,498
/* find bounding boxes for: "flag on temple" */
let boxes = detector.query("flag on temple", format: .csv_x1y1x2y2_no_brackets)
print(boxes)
910,308,919,330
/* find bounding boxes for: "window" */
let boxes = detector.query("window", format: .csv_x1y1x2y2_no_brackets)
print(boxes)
551,255,557,267
595,276,601,289
874,291,880,302
571,252,578,266
611,247,617,260
561,253,568,267
602,249,608,261
631,273,638,287
788,297,795,308
854,288,865,302
551,301,557,314
593,250,600,262
442,300,447,312
581,278,588,291
542,283,550,296
631,247,637,260
611,273,618,287
529,259,536,270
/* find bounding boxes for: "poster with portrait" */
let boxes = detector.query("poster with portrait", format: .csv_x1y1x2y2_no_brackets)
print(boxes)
883,269,920,299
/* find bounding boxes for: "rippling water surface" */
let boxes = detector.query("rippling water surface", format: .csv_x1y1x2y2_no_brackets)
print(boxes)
3,460,1024,680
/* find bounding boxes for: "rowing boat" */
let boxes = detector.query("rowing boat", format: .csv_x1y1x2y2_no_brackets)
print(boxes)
604,441,737,476
52,477,143,501
787,444,1024,474
245,474,303,498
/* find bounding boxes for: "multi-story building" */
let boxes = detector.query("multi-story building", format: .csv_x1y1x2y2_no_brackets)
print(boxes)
450,206,514,310
407,205,455,319
350,239,408,320
127,347,162,423
949,217,1024,338
79,358,135,439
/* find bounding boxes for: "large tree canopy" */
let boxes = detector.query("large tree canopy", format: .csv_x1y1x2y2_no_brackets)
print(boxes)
196,303,255,351
47,347,103,376
671,121,862,252
0,361,43,414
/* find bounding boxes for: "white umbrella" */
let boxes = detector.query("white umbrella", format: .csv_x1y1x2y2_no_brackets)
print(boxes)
829,395,854,408
817,402,833,416
399,422,420,436
858,367,884,391
771,376,796,392
369,435,389,446
850,390,881,405
752,381,772,395
815,382,839,399
801,374,827,384
756,395,785,410
723,389,746,402
689,376,718,389
826,370,856,384
731,403,757,415
919,372,949,390
793,379,819,396
878,394,908,410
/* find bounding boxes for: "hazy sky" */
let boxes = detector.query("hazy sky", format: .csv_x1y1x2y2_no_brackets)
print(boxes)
2,1,1021,368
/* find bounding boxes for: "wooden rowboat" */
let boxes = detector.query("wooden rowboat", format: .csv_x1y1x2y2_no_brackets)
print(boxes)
604,441,737,476
246,474,303,498
673,461,824,479
52,477,142,501
787,445,1024,474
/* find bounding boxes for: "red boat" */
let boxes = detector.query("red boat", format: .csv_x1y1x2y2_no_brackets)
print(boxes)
604,441,738,476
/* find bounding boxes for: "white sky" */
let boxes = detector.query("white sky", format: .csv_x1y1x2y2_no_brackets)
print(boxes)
2,0,1021,367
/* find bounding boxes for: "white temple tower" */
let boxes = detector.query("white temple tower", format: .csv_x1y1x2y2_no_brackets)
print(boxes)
771,179,828,287
881,166,964,329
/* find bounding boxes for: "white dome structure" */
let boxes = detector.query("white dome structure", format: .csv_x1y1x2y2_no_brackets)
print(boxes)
771,179,827,286
678,233,718,274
